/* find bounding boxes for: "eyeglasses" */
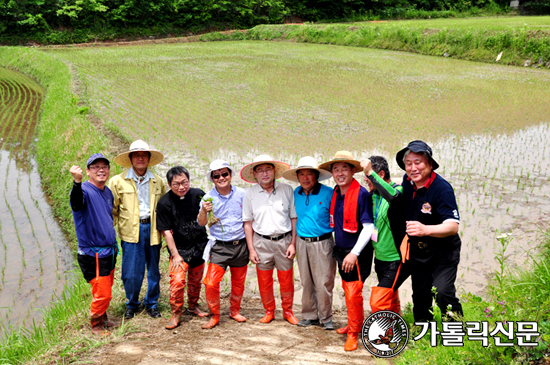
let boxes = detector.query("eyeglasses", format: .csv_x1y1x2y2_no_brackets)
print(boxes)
212,172,230,180
89,165,109,171
255,167,274,175
171,180,189,188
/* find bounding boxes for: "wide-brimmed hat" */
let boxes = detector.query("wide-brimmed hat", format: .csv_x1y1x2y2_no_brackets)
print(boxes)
318,151,362,172
207,159,233,183
282,156,332,182
396,140,439,171
114,140,164,168
240,155,290,183
86,153,109,168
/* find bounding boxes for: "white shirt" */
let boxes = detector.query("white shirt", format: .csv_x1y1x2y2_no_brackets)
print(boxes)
242,181,297,236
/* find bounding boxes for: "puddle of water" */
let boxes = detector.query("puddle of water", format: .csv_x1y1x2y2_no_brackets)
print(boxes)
0,67,75,338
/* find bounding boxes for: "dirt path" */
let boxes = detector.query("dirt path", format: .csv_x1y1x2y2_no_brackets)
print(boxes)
90,305,377,365
69,255,382,365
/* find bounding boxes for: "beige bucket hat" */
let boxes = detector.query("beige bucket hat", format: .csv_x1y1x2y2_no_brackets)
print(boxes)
318,151,362,172
282,156,332,182
114,140,164,168
240,155,290,183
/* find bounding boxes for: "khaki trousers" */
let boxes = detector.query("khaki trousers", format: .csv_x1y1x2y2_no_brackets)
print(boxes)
254,233,294,271
296,236,336,323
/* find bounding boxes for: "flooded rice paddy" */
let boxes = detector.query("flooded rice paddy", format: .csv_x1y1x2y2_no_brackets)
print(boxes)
39,41,550,311
0,67,74,337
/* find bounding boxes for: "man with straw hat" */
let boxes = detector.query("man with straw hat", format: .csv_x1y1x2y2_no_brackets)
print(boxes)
241,155,299,325
318,151,374,352
109,140,166,320
198,159,249,329
395,140,463,322
282,156,336,330
70,153,118,335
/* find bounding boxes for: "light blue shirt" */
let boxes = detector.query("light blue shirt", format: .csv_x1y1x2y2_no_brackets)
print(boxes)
200,185,245,242
294,183,333,238
126,168,153,219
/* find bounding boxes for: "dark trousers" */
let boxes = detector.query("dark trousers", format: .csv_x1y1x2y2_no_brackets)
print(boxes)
394,244,463,322
333,243,373,283
78,250,117,282
374,258,403,289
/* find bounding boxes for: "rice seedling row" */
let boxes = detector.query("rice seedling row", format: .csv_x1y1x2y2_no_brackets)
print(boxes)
0,67,74,339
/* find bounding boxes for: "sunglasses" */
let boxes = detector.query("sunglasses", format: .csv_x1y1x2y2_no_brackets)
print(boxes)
212,172,230,180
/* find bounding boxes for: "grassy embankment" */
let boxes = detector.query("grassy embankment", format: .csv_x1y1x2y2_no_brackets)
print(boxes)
0,47,124,364
200,16,550,67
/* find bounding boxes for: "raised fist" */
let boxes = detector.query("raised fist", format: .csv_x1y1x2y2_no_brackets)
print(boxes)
360,159,372,176
70,165,83,183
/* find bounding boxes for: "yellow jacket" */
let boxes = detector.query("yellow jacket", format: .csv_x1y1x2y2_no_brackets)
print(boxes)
108,169,166,246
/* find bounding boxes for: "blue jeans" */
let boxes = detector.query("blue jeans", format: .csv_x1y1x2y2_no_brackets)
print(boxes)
121,222,161,310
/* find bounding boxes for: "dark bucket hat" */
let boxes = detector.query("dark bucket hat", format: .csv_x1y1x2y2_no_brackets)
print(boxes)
396,140,439,171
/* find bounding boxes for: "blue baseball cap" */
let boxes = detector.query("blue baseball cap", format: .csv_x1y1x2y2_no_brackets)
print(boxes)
396,140,439,171
87,153,110,168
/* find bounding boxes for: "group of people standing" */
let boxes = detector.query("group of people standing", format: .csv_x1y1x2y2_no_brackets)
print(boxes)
70,138,463,352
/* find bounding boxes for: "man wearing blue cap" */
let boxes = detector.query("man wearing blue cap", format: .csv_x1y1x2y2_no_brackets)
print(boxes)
396,140,463,322
70,153,118,335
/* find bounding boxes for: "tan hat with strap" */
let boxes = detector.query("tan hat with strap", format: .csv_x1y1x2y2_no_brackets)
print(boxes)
318,151,362,172
114,140,164,168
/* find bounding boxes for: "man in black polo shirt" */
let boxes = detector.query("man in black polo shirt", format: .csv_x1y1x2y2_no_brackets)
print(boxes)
396,140,463,322
156,166,209,330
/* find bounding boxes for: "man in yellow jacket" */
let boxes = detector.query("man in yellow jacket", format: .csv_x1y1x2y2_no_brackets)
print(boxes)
109,140,166,319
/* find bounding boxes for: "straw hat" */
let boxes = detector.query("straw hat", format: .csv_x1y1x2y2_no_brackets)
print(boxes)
207,159,233,183
114,140,164,168
240,155,290,183
318,151,362,172
282,156,332,182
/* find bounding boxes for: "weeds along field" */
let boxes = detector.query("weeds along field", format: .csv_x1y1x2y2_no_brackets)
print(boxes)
0,66,74,337
346,15,550,30
45,39,550,304
201,16,550,67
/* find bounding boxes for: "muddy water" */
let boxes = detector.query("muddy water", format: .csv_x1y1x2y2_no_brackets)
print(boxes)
0,67,74,337
206,122,550,313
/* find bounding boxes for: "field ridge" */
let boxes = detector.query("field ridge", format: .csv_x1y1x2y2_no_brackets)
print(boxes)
199,22,550,68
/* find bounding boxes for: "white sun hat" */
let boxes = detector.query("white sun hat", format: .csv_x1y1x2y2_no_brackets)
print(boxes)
207,159,233,183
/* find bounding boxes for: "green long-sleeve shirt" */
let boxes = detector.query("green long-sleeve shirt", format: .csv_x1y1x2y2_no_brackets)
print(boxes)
368,172,404,262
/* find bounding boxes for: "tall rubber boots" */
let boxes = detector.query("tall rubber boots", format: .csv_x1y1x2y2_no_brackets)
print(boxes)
229,265,248,322
342,280,364,351
91,314,110,336
256,268,275,323
90,274,113,335
187,263,208,317
202,263,226,329
391,289,402,315
277,269,298,325
166,258,186,329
